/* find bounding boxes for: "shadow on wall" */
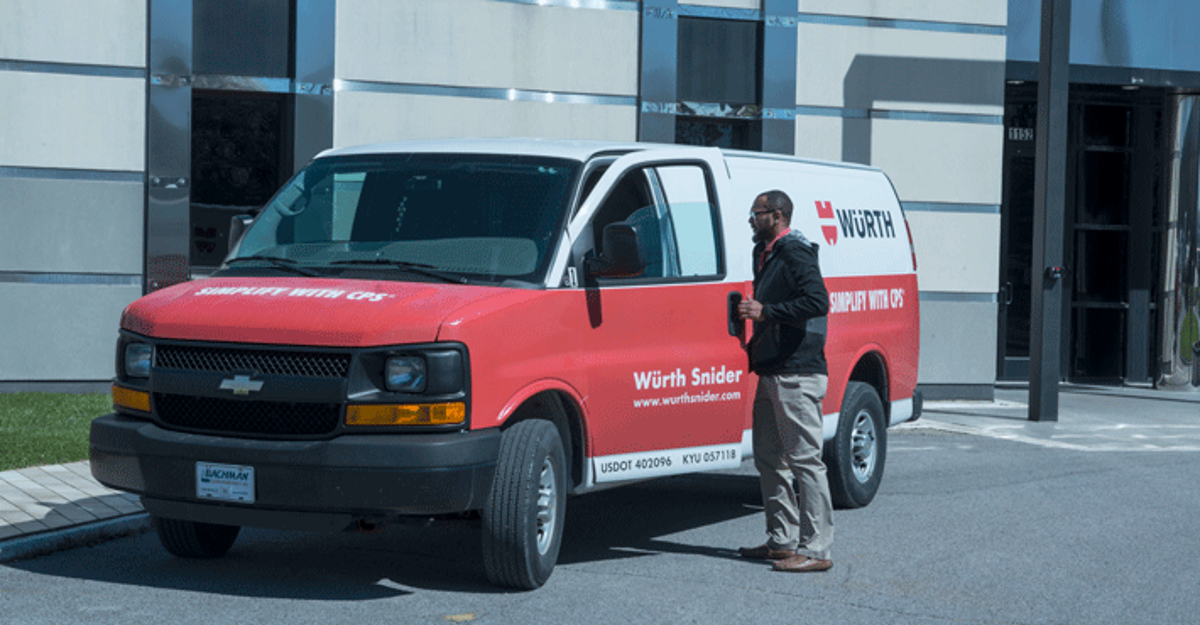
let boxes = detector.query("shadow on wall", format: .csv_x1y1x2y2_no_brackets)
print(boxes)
841,56,1007,166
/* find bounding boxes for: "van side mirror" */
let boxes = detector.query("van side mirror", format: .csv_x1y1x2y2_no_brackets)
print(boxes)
228,214,254,255
586,222,646,278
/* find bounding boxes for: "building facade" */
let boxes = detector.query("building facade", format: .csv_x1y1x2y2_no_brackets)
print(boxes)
3,0,1196,398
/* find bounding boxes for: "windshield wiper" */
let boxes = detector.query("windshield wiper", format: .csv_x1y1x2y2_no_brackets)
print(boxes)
225,255,321,276
330,258,469,284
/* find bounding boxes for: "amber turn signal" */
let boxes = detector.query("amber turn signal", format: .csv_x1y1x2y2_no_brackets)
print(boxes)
345,402,466,426
112,384,151,413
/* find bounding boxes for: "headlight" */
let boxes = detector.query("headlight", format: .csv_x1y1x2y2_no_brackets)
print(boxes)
386,356,426,392
124,343,153,378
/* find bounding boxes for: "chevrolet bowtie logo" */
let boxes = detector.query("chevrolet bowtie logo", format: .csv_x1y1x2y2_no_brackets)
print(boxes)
219,374,264,395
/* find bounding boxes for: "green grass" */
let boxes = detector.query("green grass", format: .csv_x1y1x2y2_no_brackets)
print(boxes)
0,392,110,472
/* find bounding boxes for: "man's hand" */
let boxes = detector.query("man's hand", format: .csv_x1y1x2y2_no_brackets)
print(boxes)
738,298,766,322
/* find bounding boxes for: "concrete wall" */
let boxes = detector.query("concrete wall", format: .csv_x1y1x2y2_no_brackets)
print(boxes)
0,0,146,388
793,0,1008,397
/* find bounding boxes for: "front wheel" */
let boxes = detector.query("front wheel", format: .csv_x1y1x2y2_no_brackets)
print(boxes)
482,419,567,590
152,516,240,558
825,381,887,509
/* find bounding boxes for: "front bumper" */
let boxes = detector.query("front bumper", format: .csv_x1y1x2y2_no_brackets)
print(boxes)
90,413,500,532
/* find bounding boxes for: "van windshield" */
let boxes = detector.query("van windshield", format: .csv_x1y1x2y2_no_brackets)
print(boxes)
225,154,581,285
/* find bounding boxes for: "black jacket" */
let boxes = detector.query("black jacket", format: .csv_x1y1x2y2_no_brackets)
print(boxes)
748,230,829,376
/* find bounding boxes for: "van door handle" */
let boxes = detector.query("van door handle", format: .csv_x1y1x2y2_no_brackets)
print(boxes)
728,291,744,337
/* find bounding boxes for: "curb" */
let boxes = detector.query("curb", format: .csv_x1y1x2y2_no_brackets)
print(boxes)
0,513,151,564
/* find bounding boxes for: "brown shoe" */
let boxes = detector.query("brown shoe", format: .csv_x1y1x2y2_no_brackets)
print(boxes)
737,544,795,560
772,554,833,572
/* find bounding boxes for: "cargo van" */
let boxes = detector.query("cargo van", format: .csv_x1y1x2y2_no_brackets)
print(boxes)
90,139,920,589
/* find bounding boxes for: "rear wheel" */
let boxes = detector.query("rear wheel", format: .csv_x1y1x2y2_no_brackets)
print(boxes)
152,516,240,558
482,419,567,589
825,381,887,509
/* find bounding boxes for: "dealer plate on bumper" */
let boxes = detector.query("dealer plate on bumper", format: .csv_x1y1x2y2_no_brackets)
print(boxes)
196,462,255,503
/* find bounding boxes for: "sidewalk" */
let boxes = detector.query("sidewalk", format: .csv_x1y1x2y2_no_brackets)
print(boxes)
2,384,1198,563
910,383,1200,452
0,461,148,562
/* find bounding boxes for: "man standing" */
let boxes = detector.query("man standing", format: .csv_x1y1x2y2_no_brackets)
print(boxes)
737,190,834,573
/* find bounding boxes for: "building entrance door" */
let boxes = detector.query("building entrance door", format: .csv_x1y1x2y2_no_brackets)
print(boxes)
999,84,1163,384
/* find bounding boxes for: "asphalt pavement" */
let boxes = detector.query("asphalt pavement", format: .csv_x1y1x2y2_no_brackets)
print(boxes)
2,383,1198,564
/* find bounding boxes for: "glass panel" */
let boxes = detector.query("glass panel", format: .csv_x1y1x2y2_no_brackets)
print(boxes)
192,91,290,208
656,165,719,276
194,0,292,78
589,168,678,279
190,90,291,267
1076,151,1130,225
677,17,760,104
1004,156,1035,358
1072,308,1125,380
1073,230,1128,304
1082,104,1131,148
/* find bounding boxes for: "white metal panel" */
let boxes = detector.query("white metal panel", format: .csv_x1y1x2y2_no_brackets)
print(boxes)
0,0,146,67
336,0,638,95
797,0,1007,26
796,23,1006,114
682,0,764,9
795,116,1004,207
870,119,1004,206
0,283,140,380
918,299,999,385
906,211,1000,294
332,92,637,147
793,115,846,163
0,73,145,171
0,178,144,274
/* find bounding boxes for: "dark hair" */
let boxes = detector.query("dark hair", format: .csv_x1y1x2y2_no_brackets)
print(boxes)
758,190,793,223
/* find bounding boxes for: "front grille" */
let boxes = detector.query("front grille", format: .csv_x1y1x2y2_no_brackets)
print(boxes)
157,345,351,378
155,393,342,437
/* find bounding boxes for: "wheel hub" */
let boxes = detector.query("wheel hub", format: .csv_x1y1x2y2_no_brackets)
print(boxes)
535,457,557,554
850,408,877,483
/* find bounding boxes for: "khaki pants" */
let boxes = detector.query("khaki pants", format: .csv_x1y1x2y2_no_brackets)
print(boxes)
752,373,834,560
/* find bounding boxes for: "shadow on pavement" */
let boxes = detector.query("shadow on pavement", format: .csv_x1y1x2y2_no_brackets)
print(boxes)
2,471,763,597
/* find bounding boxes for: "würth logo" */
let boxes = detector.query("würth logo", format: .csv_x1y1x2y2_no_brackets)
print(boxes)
814,200,897,246
815,201,839,246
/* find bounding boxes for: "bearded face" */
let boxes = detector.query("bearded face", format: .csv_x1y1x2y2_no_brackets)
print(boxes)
750,197,776,244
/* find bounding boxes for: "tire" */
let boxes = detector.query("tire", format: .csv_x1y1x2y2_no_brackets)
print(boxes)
152,516,240,558
825,381,887,509
482,419,568,590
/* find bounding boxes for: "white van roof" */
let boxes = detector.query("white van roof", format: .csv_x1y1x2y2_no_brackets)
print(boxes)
316,138,649,162
316,138,883,174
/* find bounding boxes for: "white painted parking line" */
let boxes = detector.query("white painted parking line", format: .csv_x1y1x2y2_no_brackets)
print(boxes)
901,419,1200,452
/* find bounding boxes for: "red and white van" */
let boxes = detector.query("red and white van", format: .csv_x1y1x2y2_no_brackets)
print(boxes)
91,139,920,589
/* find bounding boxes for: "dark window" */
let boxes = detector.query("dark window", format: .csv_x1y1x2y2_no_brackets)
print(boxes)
193,0,293,78
676,118,760,150
676,17,759,104
191,91,291,208
190,91,293,267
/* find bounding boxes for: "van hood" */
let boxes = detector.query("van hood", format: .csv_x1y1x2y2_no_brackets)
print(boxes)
120,277,514,347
